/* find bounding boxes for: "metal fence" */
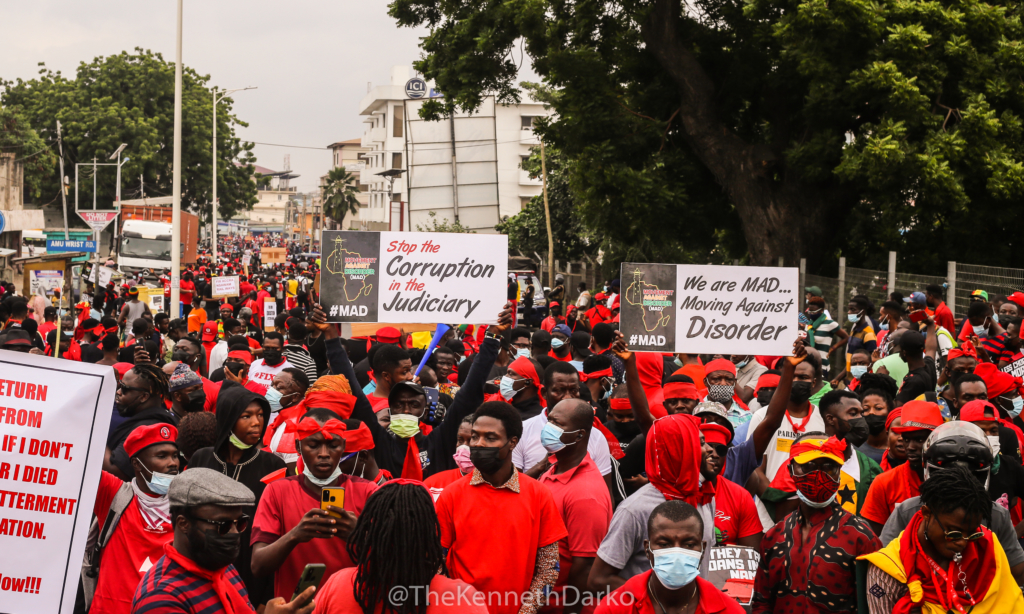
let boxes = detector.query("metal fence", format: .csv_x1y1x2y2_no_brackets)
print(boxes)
953,263,1024,316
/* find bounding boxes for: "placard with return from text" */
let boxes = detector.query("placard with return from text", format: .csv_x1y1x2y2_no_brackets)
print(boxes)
0,352,116,614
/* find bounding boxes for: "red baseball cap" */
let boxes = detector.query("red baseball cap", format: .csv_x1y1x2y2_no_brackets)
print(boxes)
960,399,1000,423
892,400,944,433
201,320,218,341
376,326,401,344
700,422,733,446
124,423,178,458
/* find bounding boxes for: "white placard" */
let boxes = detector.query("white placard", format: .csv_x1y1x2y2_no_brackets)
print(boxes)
211,275,240,298
0,352,116,614
319,230,508,324
30,271,63,297
620,263,800,355
241,254,251,266
263,300,277,332
88,266,113,287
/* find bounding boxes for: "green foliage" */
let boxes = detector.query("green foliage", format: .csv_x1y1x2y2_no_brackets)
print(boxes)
321,167,361,227
1,49,257,223
0,106,57,200
415,211,476,233
390,0,1024,274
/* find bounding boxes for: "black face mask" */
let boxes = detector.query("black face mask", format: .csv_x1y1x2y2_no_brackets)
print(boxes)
184,389,206,413
172,350,193,365
865,414,887,436
789,381,813,404
756,389,775,407
263,350,283,365
612,419,642,440
470,445,506,474
187,524,241,570
837,416,870,447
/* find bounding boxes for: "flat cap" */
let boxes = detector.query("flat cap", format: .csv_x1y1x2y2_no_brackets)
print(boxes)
169,467,254,508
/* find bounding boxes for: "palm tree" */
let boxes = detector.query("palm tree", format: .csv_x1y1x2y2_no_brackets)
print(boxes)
321,167,361,228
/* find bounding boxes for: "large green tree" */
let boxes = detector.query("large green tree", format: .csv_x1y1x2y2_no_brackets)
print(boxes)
391,0,1024,273
1,48,257,224
0,106,57,201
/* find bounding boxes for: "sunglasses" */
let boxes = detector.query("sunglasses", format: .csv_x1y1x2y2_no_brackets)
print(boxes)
709,444,728,457
117,382,150,395
933,516,984,542
191,513,250,535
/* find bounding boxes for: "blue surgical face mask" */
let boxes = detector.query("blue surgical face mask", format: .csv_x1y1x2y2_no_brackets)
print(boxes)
850,365,868,380
459,355,467,364
602,384,613,401
797,488,838,509
734,358,749,369
499,375,519,401
1011,396,1024,419
265,387,283,412
551,338,565,350
137,460,175,496
516,348,531,360
648,546,702,589
303,463,342,488
540,422,580,453
992,314,1000,324
847,313,860,323
880,321,889,331
973,324,988,337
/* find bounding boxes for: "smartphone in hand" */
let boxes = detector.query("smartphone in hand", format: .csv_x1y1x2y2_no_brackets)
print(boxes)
292,563,326,600
320,487,345,519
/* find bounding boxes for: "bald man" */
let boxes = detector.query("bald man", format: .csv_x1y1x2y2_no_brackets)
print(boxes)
538,399,613,613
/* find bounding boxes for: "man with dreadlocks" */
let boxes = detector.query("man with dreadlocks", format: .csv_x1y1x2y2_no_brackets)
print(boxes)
312,480,489,614
106,363,177,480
862,463,1024,613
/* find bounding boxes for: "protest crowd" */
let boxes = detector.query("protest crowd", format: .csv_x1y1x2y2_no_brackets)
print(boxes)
2,235,1024,614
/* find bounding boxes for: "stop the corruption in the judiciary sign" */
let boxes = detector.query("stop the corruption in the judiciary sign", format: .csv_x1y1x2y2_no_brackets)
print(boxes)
0,352,116,614
318,230,508,325
620,263,800,355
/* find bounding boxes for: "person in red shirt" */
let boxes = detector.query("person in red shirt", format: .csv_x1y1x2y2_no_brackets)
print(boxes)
179,271,195,315
924,284,956,333
549,323,574,362
595,501,744,614
250,408,379,600
90,424,180,614
698,423,763,547
37,305,58,340
424,416,474,501
860,400,943,535
367,343,413,414
435,401,568,614
538,399,613,614
240,276,256,298
312,481,488,614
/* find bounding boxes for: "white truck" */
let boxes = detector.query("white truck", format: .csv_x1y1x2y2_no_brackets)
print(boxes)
119,219,174,274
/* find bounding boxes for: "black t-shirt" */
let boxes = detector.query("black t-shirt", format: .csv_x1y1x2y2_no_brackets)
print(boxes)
895,356,938,405
990,454,1024,510
604,418,642,458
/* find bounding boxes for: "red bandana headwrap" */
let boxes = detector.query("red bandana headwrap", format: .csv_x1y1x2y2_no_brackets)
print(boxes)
754,374,781,394
609,398,632,411
663,382,701,401
645,414,715,507
704,358,737,377
947,340,978,362
286,417,347,440
579,368,613,382
508,356,542,391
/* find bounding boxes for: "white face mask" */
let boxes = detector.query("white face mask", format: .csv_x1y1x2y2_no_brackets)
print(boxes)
988,435,1001,457
303,463,342,487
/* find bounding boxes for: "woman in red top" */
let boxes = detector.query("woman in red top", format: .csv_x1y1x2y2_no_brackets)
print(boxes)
313,481,487,614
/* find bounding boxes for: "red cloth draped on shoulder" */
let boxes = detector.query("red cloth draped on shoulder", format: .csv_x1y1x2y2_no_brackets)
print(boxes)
646,413,715,507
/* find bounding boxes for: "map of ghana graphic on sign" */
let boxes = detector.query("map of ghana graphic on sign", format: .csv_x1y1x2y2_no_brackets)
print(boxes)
320,230,380,321
621,263,677,351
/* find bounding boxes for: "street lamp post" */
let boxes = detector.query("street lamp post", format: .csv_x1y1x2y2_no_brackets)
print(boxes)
212,86,256,267
109,143,128,262
171,0,183,315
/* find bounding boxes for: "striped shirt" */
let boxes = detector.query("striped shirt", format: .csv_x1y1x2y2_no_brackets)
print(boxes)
808,314,840,368
283,345,319,383
131,554,253,614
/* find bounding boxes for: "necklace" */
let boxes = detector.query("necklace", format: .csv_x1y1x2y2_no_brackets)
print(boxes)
647,576,697,614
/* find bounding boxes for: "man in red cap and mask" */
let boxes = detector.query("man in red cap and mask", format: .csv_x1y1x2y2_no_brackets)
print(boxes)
860,400,944,535
87,424,180,614
702,358,749,417
698,422,763,548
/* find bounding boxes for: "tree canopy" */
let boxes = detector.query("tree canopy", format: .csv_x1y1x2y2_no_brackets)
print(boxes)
1,48,257,223
391,0,1024,274
321,167,362,229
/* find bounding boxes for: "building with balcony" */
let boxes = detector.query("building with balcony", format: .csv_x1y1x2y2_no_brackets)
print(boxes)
322,139,377,230
355,66,553,232
230,161,297,233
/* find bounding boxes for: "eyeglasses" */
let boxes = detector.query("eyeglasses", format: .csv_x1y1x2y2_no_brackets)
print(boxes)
117,382,150,395
933,515,984,542
190,514,250,535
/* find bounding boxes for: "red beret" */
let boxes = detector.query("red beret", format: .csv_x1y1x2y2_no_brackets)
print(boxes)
700,422,733,446
376,326,401,343
124,423,178,458
704,358,737,377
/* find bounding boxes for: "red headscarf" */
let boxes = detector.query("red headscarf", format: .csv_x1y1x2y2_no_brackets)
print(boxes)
579,368,613,382
663,381,701,401
704,358,737,377
285,417,347,440
976,362,1022,399
645,414,715,507
508,356,542,392
947,340,978,362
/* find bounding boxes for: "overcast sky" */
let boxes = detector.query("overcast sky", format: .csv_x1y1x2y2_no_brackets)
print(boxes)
1,0,437,193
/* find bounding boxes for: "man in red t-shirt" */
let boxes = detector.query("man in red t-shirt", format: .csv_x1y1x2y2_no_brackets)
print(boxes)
424,416,474,501
251,407,378,600
859,400,942,535
924,285,956,333
698,423,763,547
435,401,567,614
90,424,179,614
538,399,612,614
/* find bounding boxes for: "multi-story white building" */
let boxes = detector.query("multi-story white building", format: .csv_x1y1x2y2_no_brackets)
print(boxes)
230,162,298,233
322,139,377,230
356,65,551,233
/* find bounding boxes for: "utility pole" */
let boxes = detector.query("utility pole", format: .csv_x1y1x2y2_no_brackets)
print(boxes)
56,121,68,240
540,141,554,291
170,0,183,315
211,86,256,266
